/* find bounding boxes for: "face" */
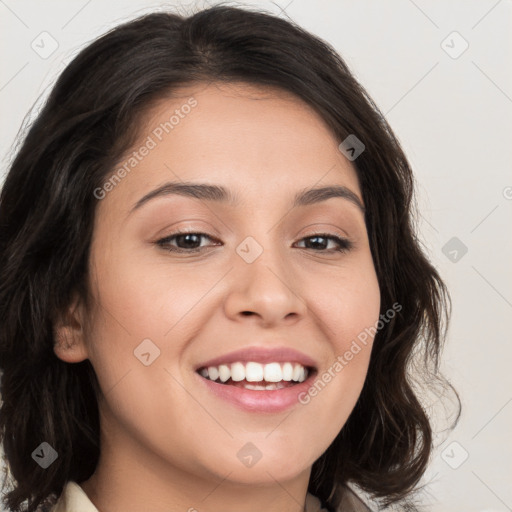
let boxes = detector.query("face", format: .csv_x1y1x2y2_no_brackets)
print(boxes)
55,82,380,491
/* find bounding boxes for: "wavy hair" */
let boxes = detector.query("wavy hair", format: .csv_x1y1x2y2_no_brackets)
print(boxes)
0,5,459,511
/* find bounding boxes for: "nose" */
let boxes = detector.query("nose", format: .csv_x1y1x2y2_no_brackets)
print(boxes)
223,245,307,328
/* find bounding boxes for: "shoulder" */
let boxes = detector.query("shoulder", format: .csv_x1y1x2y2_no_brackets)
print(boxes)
36,481,99,512
307,483,375,512
337,484,375,512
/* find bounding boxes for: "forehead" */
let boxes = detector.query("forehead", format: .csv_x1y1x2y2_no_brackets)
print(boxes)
97,81,361,217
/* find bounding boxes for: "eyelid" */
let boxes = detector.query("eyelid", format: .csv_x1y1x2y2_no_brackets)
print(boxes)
296,222,350,240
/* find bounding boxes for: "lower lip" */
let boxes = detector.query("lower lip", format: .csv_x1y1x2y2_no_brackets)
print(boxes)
196,371,316,413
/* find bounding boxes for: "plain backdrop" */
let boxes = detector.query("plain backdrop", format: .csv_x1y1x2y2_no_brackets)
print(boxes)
1,1,511,511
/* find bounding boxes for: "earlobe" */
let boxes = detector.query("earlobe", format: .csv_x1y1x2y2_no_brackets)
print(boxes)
53,293,89,363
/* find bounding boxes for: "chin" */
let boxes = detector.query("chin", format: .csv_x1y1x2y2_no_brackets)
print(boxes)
201,446,315,485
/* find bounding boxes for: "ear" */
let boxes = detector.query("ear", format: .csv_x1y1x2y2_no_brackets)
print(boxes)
53,292,89,363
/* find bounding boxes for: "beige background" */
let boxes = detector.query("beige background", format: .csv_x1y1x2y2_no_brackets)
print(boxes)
1,1,511,510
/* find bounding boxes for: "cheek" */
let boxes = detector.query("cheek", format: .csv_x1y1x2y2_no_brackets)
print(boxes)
299,252,380,426
308,250,381,350
84,246,222,400
89,248,189,340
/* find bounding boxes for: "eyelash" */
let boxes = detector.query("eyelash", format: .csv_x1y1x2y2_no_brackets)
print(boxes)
155,230,354,254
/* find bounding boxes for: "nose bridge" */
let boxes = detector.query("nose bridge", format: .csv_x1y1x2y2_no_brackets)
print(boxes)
223,231,307,325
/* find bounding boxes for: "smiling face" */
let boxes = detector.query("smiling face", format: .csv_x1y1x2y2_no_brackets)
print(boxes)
54,81,380,506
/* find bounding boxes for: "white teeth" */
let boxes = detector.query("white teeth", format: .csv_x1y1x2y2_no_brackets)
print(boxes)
244,384,267,390
243,382,287,391
245,362,263,382
231,362,245,382
218,364,230,383
282,362,293,381
199,361,310,384
292,363,302,382
207,366,219,381
263,362,282,382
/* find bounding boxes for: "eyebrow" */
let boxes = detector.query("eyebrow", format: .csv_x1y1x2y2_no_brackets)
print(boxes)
128,181,365,216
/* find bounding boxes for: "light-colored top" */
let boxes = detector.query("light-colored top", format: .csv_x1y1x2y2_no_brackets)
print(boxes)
43,480,373,512
49,481,96,512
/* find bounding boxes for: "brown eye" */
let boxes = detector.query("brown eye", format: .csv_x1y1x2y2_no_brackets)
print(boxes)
155,231,353,254
156,232,220,253
295,234,353,253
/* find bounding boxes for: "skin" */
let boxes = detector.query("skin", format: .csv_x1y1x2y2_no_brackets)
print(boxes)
54,81,381,512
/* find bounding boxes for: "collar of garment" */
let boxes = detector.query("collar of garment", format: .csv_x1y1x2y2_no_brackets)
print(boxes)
46,481,332,512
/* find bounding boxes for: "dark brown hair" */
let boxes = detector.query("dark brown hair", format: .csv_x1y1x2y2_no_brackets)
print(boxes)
0,4,459,511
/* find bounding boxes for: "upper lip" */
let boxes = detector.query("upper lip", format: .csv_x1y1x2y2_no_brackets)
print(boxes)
195,346,318,371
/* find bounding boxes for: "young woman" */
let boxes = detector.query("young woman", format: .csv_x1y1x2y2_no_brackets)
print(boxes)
0,5,458,512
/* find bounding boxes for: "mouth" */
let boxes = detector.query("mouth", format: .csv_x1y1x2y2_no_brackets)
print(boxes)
194,347,318,413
